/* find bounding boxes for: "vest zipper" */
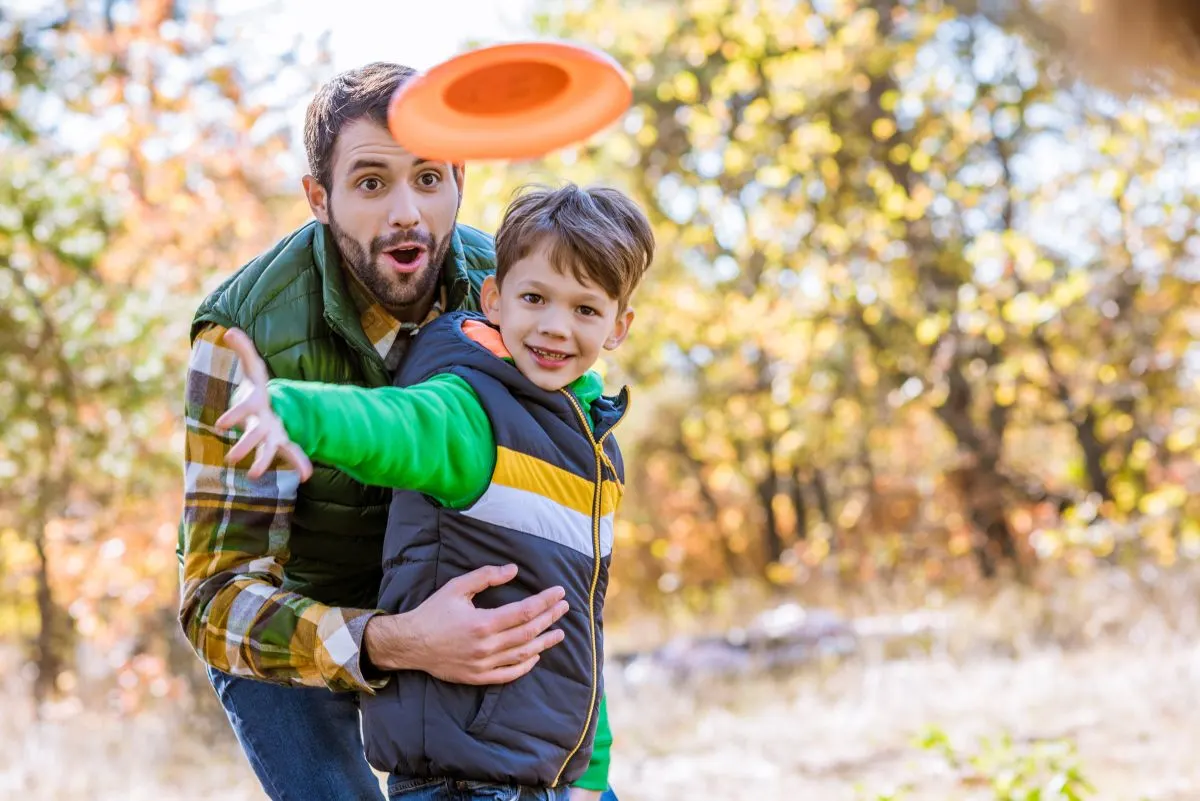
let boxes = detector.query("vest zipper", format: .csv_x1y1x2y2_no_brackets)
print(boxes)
551,387,627,788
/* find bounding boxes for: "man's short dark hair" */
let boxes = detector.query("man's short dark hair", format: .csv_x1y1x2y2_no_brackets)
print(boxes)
303,62,417,189
495,184,655,310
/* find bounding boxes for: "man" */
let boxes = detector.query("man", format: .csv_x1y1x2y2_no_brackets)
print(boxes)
179,62,615,801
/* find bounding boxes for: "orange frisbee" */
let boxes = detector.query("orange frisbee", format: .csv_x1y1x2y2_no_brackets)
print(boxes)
387,41,632,162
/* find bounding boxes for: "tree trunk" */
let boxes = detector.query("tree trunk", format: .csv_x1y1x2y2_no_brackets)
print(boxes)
790,468,810,541
755,467,786,567
29,507,62,705
811,468,837,547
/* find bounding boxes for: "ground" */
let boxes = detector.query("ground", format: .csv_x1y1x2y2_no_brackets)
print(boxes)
4,568,1196,800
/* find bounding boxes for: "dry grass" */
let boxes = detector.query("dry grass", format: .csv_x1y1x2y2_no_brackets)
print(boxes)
5,566,1200,800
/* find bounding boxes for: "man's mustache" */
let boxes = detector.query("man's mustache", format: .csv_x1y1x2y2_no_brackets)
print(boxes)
372,230,435,257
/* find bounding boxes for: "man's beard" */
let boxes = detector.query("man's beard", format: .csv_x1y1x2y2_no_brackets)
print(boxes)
328,207,453,319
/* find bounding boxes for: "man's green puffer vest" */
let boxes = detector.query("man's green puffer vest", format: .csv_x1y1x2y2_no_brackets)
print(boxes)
190,220,495,608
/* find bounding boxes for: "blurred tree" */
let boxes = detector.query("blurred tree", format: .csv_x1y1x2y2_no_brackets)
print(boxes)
0,0,320,704
458,0,1200,592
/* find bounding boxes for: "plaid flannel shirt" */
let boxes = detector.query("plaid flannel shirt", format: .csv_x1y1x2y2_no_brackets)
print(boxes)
179,280,445,692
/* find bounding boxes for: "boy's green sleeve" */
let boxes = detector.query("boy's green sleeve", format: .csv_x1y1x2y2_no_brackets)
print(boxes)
573,694,613,791
266,373,494,508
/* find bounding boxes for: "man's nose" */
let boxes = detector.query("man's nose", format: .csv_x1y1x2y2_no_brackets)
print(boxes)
388,185,420,229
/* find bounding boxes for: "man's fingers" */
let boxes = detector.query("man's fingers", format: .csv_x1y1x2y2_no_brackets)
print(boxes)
483,626,566,671
485,599,568,655
445,563,521,598
215,396,257,432
248,439,278,479
227,425,266,465
280,442,314,482
483,585,567,634
223,328,270,386
473,655,541,686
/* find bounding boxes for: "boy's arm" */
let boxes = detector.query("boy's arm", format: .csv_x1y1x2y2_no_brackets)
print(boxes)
573,694,613,792
179,324,383,691
265,373,494,507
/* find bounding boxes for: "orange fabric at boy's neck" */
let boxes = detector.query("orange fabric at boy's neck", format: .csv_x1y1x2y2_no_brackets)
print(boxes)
462,319,511,360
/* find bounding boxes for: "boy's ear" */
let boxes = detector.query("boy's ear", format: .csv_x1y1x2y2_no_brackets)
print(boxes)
481,275,502,325
604,307,635,351
302,175,330,224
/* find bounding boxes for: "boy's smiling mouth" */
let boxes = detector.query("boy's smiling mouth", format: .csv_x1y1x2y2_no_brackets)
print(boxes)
527,345,573,367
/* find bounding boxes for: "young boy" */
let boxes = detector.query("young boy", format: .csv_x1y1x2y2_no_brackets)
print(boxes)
216,184,654,801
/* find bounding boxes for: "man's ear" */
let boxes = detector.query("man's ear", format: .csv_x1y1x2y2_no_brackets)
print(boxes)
481,275,502,325
302,175,330,224
604,307,635,351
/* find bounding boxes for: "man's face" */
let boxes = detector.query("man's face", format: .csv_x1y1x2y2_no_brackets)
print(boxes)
481,240,634,392
303,118,459,319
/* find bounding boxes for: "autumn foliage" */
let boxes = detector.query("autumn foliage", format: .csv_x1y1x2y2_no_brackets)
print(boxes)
4,0,1200,708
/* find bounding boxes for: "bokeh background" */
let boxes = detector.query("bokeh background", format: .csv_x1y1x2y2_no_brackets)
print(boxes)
4,1,1200,798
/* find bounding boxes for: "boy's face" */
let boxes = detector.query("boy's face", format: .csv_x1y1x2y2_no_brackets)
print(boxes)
481,241,634,392
301,118,460,320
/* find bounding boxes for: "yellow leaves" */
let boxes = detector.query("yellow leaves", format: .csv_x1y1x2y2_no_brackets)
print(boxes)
756,164,791,188
1050,271,1090,307
713,60,761,96
814,320,840,353
993,383,1016,407
672,71,700,104
1166,427,1197,453
724,143,749,173
1111,413,1135,435
1138,485,1187,517
915,315,944,346
881,184,908,218
743,97,773,126
820,156,841,190
634,125,658,148
871,117,897,141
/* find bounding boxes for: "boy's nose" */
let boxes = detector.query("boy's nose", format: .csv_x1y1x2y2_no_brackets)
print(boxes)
538,310,570,337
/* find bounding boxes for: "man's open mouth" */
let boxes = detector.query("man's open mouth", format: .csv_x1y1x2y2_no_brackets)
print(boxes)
386,245,426,266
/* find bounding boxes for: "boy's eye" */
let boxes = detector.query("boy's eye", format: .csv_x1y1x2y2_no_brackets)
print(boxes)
417,171,441,187
359,177,383,192
577,306,599,317
520,293,543,304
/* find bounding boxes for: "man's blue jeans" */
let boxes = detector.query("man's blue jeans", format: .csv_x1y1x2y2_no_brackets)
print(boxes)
386,776,620,800
387,776,568,800
207,666,620,801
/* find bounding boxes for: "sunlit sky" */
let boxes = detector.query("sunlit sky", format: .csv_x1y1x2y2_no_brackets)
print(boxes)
280,0,537,71
213,0,539,168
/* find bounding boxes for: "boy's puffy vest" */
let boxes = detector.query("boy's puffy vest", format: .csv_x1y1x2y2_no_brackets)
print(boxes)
362,311,627,788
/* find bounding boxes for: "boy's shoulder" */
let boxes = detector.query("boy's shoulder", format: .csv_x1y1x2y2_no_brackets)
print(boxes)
400,311,505,385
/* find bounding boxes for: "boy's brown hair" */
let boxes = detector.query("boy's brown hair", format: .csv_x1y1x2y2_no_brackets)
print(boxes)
494,184,655,310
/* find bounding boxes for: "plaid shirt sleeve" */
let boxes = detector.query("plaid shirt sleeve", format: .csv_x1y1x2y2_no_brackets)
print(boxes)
178,323,385,693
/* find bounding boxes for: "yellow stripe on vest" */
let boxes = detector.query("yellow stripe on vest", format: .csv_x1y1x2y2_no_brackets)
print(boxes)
492,447,621,518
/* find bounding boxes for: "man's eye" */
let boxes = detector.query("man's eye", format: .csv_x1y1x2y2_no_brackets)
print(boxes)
418,172,441,187
521,293,543,304
359,177,383,192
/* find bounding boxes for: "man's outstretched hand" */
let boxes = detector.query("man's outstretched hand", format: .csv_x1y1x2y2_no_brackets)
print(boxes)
363,563,568,685
214,327,313,481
